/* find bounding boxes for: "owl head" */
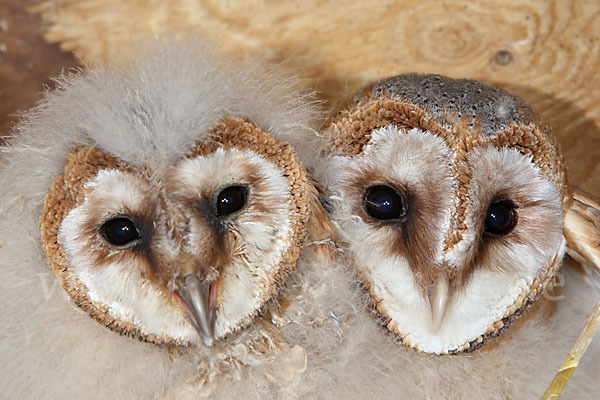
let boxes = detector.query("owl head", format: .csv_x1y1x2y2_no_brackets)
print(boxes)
317,73,599,354
5,38,322,349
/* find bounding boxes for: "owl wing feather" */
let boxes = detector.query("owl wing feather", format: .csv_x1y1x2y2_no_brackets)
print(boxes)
565,187,600,280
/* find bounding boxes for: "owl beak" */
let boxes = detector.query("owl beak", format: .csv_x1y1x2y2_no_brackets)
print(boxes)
427,274,452,334
174,274,218,347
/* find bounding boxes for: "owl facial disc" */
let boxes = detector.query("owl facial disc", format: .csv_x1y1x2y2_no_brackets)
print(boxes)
321,73,568,354
40,117,311,347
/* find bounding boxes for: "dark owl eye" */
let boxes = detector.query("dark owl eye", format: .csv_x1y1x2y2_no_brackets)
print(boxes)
216,185,248,216
363,184,406,221
101,216,141,247
484,200,518,237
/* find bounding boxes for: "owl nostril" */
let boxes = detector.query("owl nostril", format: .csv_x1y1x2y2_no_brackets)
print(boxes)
178,253,221,283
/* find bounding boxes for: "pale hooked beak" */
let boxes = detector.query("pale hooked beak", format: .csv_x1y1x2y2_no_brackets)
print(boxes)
174,274,218,347
427,274,452,334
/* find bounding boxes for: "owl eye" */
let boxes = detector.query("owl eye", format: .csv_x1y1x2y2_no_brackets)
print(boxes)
101,216,142,247
484,200,518,237
363,184,406,221
216,185,248,217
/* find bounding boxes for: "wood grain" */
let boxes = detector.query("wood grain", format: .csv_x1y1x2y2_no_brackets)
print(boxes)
0,0,77,140
30,0,600,196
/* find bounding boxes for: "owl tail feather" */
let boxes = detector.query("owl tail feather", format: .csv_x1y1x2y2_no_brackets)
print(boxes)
543,187,600,399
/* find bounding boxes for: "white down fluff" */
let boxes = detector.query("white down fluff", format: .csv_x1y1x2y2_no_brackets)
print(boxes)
0,37,599,399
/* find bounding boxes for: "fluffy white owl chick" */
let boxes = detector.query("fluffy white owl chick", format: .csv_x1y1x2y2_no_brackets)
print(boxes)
288,73,600,399
0,37,328,399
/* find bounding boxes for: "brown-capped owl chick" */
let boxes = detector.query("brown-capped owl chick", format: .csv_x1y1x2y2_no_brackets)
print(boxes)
300,73,600,398
0,37,327,399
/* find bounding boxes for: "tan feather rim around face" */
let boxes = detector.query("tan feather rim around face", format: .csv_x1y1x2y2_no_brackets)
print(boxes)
324,73,568,354
39,117,311,346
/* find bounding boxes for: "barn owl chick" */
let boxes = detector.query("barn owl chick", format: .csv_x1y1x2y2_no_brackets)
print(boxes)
316,73,600,355
0,38,324,398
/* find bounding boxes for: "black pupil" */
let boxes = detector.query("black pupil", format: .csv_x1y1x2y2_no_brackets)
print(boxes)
101,217,141,246
363,185,405,221
484,200,517,236
216,185,247,216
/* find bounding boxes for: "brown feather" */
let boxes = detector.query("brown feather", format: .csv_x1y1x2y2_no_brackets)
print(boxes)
565,187,600,276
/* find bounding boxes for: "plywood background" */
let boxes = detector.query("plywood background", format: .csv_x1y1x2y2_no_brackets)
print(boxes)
2,0,600,197
0,0,77,137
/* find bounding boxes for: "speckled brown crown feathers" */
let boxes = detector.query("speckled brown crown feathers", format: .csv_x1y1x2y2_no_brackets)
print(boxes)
39,117,312,346
324,73,568,250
